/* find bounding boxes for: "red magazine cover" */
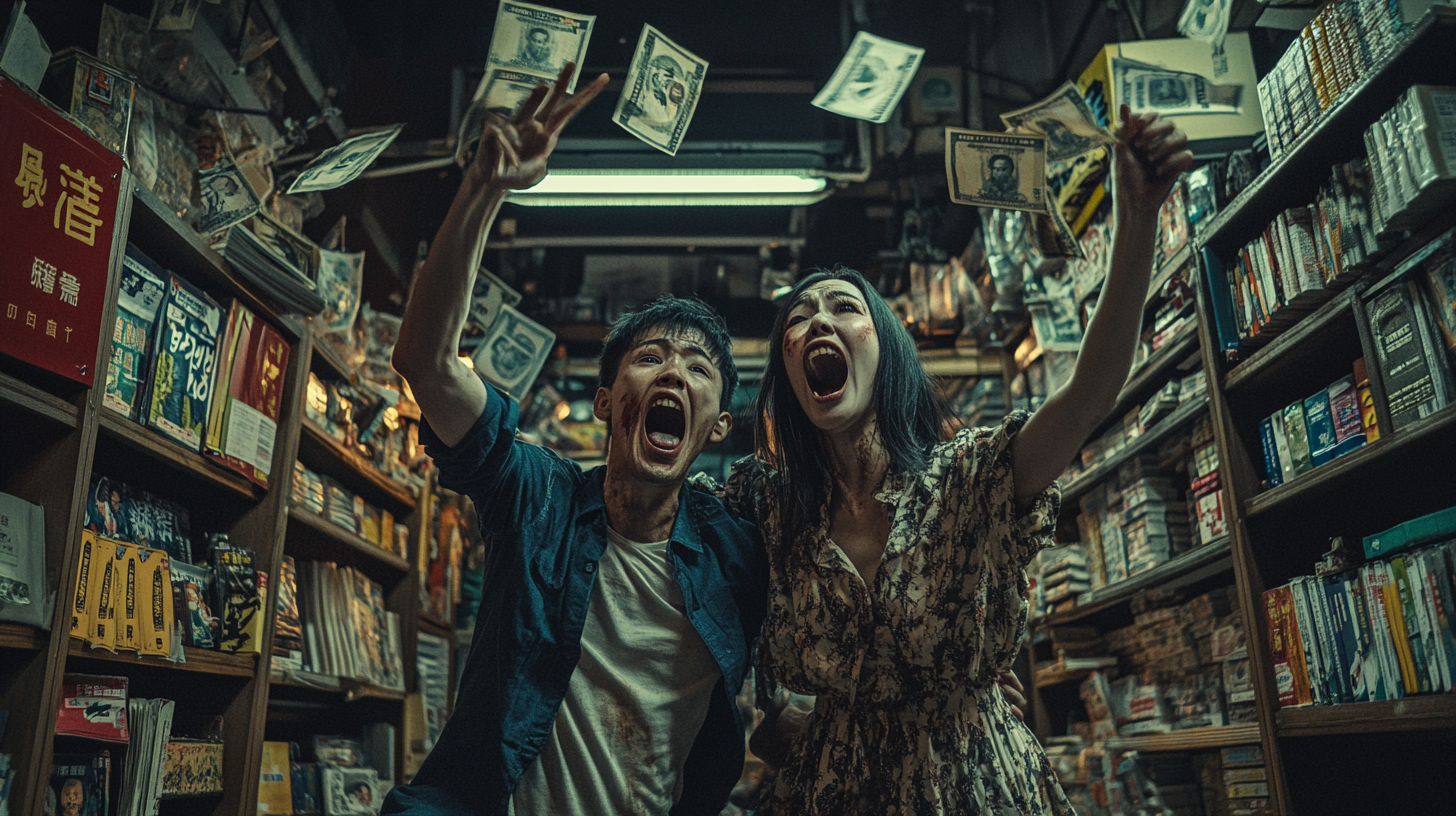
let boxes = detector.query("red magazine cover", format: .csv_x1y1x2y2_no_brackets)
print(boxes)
1263,585,1312,707
55,674,129,742
204,302,291,488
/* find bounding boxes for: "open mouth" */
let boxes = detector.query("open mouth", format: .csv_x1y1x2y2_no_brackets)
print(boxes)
643,396,686,451
804,345,849,398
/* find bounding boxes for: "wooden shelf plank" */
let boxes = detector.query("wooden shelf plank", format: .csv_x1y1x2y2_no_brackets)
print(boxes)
1222,293,1353,393
0,371,79,428
1276,696,1456,737
68,639,257,677
1105,723,1262,752
416,613,454,637
97,410,263,501
299,420,417,511
288,507,410,574
269,670,406,702
1195,7,1456,256
1034,537,1233,628
1145,245,1193,308
1246,404,1456,519
0,622,45,650
1061,394,1210,505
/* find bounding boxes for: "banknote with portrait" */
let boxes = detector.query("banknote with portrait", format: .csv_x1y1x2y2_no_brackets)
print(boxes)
1114,58,1241,115
812,31,924,123
944,128,1048,214
482,1,595,94
288,125,404,194
1000,81,1114,163
199,155,261,235
613,24,707,156
468,268,523,333
456,68,549,166
472,304,555,395
1033,203,1084,260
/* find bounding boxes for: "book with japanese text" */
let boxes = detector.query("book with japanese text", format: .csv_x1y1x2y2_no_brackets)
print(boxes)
141,273,223,451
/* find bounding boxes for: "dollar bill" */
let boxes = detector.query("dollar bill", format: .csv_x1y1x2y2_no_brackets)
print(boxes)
456,68,550,166
1177,0,1232,50
481,1,595,94
1000,81,1114,163
287,124,405,194
1032,203,1084,260
613,24,707,156
1114,58,1241,115
812,31,924,123
468,268,523,333
317,248,364,334
944,128,1047,214
199,155,261,235
471,303,555,395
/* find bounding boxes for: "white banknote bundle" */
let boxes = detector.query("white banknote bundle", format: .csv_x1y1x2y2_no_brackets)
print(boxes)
999,81,1115,163
944,128,1048,215
812,31,925,123
613,24,708,156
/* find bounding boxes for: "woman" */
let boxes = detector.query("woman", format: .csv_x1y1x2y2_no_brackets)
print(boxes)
726,106,1192,815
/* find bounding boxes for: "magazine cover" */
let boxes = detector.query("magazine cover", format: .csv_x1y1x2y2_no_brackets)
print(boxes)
168,560,217,649
320,766,381,816
160,740,223,796
0,490,46,628
104,244,167,418
273,555,305,670
203,303,291,488
141,273,223,451
55,674,128,742
209,543,260,653
47,752,110,816
136,547,173,657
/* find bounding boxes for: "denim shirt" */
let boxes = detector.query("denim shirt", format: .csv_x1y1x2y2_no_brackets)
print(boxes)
383,385,767,816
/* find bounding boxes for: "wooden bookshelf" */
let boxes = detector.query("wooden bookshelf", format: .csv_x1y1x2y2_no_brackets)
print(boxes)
96,410,264,502
1276,696,1456,737
1222,292,1354,394
1060,393,1209,504
1104,723,1262,753
287,507,410,576
1195,6,1456,256
68,640,258,678
0,370,79,429
1035,536,1232,628
299,420,417,512
1145,245,1193,308
269,672,407,703
1244,403,1456,520
0,622,45,650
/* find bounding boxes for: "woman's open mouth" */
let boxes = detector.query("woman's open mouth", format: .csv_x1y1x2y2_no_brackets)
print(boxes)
804,345,848,399
643,396,686,452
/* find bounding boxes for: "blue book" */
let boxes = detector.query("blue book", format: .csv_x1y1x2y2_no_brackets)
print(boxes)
1258,416,1284,488
1325,575,1361,703
1201,249,1242,356
1303,390,1339,467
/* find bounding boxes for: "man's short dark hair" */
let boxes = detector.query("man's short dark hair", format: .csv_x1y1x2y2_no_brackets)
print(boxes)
598,297,738,412
989,154,1014,170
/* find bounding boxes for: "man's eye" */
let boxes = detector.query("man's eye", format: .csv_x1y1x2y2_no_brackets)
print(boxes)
690,365,709,376
641,354,661,364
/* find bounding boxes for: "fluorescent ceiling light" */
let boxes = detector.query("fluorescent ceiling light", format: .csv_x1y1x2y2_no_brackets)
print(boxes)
506,171,831,206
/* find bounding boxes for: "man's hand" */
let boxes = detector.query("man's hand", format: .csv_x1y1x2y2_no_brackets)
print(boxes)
466,62,609,192
1113,103,1194,217
997,669,1027,722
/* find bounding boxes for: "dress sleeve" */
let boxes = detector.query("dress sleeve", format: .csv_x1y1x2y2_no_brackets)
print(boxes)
948,412,1061,674
721,455,774,529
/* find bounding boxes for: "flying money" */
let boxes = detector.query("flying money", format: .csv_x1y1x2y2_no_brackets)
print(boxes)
288,125,405,194
1000,81,1115,163
480,1,595,95
812,31,924,123
1033,204,1084,260
944,128,1048,214
1177,0,1232,50
472,304,556,395
1114,58,1241,115
613,24,707,156
456,68,551,166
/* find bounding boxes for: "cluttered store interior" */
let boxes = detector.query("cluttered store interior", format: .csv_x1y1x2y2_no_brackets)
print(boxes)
2,1,1455,815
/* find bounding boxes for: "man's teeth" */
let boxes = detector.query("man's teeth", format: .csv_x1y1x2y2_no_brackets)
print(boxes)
652,397,682,409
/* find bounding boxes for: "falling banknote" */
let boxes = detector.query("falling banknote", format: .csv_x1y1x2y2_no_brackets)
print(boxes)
613,24,707,156
812,31,924,123
481,0,595,94
471,304,556,395
1114,57,1241,115
999,81,1115,163
944,128,1048,214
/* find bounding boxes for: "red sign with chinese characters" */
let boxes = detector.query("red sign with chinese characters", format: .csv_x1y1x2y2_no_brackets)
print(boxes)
2,75,123,386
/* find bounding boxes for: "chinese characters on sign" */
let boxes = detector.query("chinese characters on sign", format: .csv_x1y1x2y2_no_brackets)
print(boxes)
2,74,122,385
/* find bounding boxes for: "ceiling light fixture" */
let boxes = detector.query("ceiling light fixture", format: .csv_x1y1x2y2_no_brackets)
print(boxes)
506,171,832,206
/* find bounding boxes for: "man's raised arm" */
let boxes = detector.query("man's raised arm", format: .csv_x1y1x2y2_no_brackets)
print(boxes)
392,63,608,446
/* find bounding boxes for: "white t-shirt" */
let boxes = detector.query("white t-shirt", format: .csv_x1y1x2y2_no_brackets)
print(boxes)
510,527,722,816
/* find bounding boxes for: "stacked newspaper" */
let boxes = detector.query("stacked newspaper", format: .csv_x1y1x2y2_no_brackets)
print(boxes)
223,216,326,315
117,698,175,816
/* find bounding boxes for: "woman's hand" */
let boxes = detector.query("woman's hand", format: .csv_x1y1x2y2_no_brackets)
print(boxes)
465,62,609,193
1112,103,1193,218
997,669,1027,722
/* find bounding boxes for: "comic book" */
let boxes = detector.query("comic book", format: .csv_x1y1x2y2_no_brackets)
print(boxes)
160,740,223,796
141,273,223,452
104,244,167,419
204,302,291,489
168,561,217,650
48,751,110,816
55,674,128,742
208,541,261,653
273,555,305,671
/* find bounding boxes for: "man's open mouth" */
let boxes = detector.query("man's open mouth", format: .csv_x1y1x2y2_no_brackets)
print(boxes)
644,396,686,451
804,345,848,398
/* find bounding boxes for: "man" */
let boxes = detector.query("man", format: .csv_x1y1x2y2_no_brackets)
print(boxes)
979,153,1027,204
382,64,765,816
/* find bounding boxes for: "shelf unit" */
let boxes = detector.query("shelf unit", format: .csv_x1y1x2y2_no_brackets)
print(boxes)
1184,10,1456,808
1104,723,1262,753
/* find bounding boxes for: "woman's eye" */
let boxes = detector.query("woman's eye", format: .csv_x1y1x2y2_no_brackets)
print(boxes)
786,315,807,327
837,301,860,313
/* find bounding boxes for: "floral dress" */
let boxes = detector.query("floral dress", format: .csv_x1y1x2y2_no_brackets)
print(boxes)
722,414,1076,816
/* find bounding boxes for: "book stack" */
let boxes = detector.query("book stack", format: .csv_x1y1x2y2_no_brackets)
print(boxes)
281,735,390,815
1365,85,1456,234
222,217,326,315
1257,363,1375,489
295,561,405,690
305,372,426,497
414,631,452,754
1215,160,1384,344
1033,546,1092,616
290,462,409,560
1116,457,1194,576
1258,0,1443,160
118,698,176,816
1262,515,1456,707
1365,266,1456,432
1186,416,1226,546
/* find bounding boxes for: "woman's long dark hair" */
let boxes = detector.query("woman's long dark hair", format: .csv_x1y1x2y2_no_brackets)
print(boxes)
754,267,953,542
